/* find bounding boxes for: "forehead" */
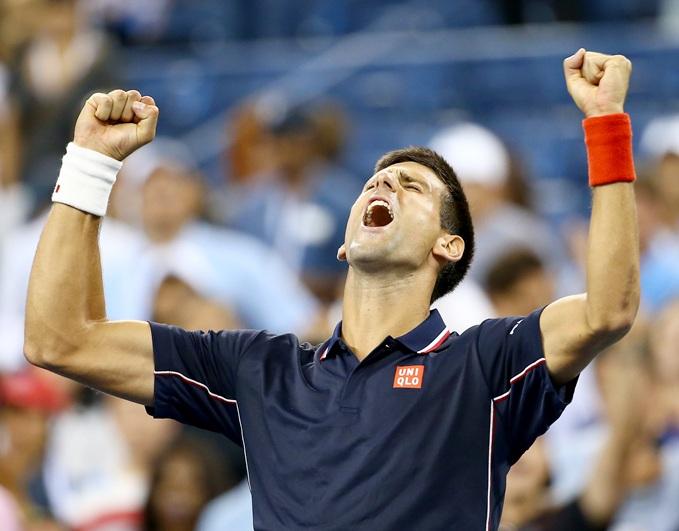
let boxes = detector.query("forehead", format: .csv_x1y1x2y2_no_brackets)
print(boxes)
371,161,445,190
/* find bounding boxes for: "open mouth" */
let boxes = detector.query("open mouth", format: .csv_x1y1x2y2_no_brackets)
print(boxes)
363,199,394,228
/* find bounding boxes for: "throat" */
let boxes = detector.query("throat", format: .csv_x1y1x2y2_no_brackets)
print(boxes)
340,270,433,360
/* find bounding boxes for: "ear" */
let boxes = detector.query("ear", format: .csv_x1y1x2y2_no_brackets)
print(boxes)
432,234,464,265
337,243,347,261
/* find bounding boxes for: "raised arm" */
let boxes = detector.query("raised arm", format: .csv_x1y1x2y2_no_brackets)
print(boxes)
540,50,640,385
24,90,159,405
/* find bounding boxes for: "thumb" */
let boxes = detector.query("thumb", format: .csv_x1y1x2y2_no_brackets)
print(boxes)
563,48,586,84
132,101,159,145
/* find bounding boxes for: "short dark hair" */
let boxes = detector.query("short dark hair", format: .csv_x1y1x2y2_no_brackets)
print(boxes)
374,146,475,302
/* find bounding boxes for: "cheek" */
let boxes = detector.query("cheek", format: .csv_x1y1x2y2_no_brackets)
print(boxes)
345,201,364,233
406,197,441,233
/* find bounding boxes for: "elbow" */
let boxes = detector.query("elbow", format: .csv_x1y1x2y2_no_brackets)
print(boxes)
23,338,65,370
23,328,75,371
587,307,638,341
587,285,640,340
23,339,43,367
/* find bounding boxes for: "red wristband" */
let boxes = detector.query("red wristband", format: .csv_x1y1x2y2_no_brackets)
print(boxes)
583,113,636,187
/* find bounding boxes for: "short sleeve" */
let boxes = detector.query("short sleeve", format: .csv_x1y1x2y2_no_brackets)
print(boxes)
475,308,577,464
146,323,262,443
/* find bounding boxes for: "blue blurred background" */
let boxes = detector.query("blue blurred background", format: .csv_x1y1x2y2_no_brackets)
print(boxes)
2,1,679,530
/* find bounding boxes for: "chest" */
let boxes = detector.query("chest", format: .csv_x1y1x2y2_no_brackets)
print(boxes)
238,346,491,449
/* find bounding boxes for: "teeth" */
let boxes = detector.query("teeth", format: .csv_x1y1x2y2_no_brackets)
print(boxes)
364,199,393,226
367,199,392,216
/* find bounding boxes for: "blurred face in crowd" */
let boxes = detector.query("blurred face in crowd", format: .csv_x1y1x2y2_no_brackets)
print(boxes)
501,439,550,527
153,276,241,331
273,129,316,184
339,162,460,276
492,268,554,317
0,406,48,473
142,166,202,243
148,449,212,531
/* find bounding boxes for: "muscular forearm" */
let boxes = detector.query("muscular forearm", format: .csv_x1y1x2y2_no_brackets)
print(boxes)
585,182,639,335
24,204,106,364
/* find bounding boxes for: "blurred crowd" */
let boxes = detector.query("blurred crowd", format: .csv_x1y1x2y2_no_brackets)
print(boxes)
1,1,679,530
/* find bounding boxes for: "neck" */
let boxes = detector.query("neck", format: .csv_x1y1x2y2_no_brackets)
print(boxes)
341,267,434,361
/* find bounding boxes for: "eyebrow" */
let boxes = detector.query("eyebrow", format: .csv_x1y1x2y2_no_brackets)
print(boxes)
394,169,417,181
363,168,428,188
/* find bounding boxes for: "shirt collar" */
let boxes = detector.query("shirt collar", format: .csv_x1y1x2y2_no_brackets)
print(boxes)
318,309,452,361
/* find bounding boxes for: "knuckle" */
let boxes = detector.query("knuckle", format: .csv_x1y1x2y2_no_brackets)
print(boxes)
95,95,112,108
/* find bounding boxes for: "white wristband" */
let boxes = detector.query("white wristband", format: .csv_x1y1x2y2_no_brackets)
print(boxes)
52,142,123,217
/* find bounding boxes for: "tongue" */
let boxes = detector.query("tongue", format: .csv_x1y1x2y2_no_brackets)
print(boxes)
368,204,393,227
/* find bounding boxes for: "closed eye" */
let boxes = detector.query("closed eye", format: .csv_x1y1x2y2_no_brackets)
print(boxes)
403,179,422,192
396,170,423,192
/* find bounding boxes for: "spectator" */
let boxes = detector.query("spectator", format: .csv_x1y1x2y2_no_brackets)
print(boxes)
0,369,69,529
143,435,236,531
7,0,119,204
635,175,679,312
219,104,361,303
649,299,679,432
43,390,177,530
545,318,679,530
502,335,659,530
120,139,324,337
0,34,30,274
483,248,555,317
640,114,679,231
429,123,564,284
152,275,241,332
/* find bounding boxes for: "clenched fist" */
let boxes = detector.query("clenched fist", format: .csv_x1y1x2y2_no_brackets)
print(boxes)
564,49,632,118
73,89,159,161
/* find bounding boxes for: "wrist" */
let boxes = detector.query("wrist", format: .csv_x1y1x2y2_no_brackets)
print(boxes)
72,137,119,161
52,142,123,217
583,113,636,187
584,105,625,118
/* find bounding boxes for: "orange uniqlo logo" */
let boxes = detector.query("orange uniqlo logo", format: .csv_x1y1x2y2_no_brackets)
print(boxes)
393,365,424,389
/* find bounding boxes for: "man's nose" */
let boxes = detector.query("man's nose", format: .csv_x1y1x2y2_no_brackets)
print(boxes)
375,172,396,192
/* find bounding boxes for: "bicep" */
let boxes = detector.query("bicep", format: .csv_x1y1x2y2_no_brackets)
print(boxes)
59,320,154,405
540,294,610,385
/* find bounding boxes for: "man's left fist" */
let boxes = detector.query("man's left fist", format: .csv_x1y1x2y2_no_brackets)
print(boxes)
563,49,632,118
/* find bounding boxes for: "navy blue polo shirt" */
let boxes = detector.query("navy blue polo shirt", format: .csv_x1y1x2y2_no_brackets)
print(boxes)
147,307,576,530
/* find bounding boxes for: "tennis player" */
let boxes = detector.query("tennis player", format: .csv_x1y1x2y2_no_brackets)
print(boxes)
25,49,638,530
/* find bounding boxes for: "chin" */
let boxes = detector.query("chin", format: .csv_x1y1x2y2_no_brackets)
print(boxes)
346,244,392,271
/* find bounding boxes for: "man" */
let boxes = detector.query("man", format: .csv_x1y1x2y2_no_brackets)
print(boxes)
24,49,639,530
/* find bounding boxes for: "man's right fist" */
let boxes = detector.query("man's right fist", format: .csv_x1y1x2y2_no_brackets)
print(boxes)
73,89,159,161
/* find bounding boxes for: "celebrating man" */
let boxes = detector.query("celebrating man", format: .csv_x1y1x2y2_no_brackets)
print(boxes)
25,49,638,530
